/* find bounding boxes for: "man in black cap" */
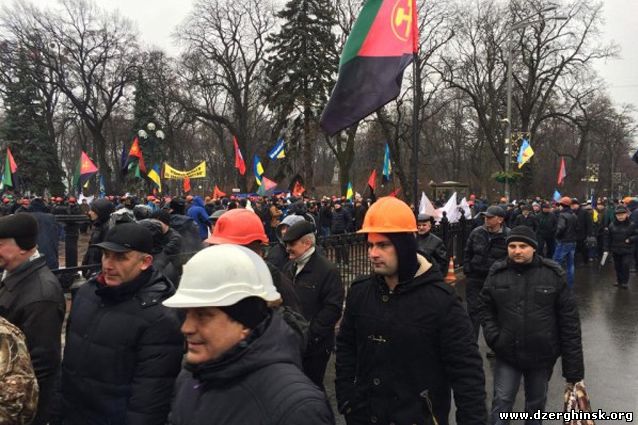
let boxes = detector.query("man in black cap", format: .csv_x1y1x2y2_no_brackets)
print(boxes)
61,222,183,425
478,225,584,424
463,205,511,342
282,220,344,388
416,213,448,273
0,213,65,425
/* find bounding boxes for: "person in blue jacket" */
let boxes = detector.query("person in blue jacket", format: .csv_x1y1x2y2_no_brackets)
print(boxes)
187,196,212,240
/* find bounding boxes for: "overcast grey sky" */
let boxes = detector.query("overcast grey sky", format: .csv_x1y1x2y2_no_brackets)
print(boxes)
3,0,637,116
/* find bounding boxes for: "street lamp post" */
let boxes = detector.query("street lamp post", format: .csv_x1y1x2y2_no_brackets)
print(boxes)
503,6,564,201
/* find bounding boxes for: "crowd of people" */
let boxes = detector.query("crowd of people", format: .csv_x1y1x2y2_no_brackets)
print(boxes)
0,188,633,424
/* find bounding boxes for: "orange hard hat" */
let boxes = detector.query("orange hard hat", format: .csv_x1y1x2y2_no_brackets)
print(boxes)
68,197,77,203
147,195,156,201
623,196,633,205
559,196,572,206
206,208,268,245
186,195,193,202
358,196,417,233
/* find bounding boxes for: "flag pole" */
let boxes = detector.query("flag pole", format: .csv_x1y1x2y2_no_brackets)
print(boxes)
411,53,420,213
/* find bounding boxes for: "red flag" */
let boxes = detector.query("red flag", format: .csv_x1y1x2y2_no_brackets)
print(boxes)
367,169,377,190
261,176,277,191
7,148,17,173
213,185,226,198
389,187,401,197
183,176,191,193
557,157,567,186
233,136,246,175
292,181,305,197
127,137,146,173
79,151,98,174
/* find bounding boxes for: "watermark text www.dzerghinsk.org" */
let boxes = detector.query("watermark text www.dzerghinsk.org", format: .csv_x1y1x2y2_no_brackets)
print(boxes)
499,410,634,422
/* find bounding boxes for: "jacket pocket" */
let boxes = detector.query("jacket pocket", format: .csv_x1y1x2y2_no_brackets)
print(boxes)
534,287,556,307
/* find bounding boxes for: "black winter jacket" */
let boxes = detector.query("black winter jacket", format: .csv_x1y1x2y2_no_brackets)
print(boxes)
463,226,511,278
61,268,183,425
416,232,448,273
514,213,538,232
555,208,579,243
335,256,486,425
331,208,351,234
574,207,593,240
478,256,584,382
604,219,638,255
536,212,557,239
284,251,344,353
168,311,335,425
0,256,65,425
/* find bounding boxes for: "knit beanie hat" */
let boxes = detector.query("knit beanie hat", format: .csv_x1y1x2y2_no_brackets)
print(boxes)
218,297,269,329
507,225,538,249
385,232,419,283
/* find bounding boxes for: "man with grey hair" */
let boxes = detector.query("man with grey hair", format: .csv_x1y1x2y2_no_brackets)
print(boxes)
283,220,344,389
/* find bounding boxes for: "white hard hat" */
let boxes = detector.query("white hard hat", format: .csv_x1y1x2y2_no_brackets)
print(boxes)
163,244,280,308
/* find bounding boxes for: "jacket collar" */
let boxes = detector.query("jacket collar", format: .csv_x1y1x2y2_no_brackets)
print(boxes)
1,255,47,292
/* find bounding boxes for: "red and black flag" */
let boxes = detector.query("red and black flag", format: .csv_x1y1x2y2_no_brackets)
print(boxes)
123,137,146,174
320,0,418,135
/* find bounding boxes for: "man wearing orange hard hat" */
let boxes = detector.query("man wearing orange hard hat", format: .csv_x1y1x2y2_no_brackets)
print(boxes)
335,197,485,425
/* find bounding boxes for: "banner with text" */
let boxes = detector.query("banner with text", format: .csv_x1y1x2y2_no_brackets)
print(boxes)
163,161,207,179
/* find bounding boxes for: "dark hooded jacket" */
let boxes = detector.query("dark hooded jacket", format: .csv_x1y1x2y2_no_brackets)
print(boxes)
24,201,60,269
82,199,115,268
168,311,335,425
187,196,211,240
335,255,486,425
478,256,584,382
61,268,183,425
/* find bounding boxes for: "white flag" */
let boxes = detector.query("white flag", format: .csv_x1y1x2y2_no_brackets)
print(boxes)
459,197,473,219
419,192,439,218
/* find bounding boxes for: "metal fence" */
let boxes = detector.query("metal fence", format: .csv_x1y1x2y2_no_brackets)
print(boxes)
52,214,476,287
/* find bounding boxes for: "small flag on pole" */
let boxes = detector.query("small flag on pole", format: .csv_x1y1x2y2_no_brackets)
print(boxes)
557,157,567,186
183,176,191,193
367,169,377,191
213,185,226,198
553,190,561,202
147,164,162,192
268,138,286,160
517,138,534,168
382,143,392,182
253,155,265,185
346,182,354,200
233,136,246,176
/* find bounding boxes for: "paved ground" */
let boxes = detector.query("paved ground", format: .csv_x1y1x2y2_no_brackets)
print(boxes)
324,262,638,424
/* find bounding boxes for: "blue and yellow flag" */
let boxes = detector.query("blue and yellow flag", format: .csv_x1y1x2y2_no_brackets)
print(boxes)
268,138,286,160
148,164,162,192
382,143,392,182
346,182,354,200
517,138,534,168
254,155,265,185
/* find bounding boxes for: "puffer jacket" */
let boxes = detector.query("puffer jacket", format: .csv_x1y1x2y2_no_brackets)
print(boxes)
463,226,511,278
604,219,638,255
555,208,579,243
478,256,584,382
61,268,183,425
168,311,335,425
336,256,486,425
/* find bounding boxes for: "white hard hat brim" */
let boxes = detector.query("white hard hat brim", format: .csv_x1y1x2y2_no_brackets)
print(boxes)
163,286,281,309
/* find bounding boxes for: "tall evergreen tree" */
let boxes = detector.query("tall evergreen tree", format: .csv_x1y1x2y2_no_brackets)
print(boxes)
264,0,339,188
0,49,64,195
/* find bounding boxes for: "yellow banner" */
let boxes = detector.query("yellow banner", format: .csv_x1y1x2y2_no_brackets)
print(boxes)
163,161,207,179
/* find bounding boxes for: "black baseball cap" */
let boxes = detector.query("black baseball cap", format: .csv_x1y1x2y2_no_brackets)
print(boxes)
93,223,154,254
483,206,506,218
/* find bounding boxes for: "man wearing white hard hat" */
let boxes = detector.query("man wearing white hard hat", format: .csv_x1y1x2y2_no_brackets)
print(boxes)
165,244,335,425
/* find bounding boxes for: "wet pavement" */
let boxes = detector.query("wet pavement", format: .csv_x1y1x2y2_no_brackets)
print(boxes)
324,262,638,424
